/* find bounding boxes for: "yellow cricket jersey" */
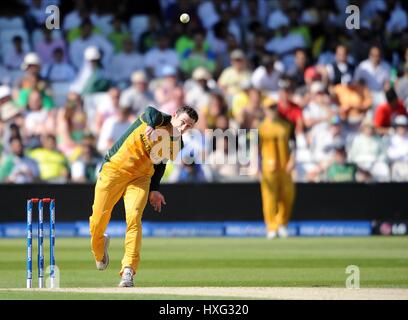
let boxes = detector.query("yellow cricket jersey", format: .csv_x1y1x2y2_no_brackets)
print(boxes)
102,106,183,187
259,117,294,173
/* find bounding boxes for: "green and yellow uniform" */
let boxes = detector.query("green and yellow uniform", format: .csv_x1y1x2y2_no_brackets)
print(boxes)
89,106,183,275
259,117,295,232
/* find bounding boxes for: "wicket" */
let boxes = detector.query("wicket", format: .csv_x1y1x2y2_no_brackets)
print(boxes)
26,198,56,288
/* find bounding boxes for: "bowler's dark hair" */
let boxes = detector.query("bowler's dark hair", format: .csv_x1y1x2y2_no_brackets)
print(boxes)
176,106,199,123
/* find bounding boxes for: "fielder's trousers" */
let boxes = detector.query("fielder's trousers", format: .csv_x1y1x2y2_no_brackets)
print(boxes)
89,162,150,276
261,171,295,232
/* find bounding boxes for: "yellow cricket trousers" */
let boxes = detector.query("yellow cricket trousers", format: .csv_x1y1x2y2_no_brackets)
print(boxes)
89,162,150,276
260,171,295,232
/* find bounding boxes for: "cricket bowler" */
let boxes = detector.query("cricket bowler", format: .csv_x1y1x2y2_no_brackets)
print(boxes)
89,105,198,287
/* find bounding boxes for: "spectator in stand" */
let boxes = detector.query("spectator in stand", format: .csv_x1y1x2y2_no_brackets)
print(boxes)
387,115,408,181
108,15,131,53
396,62,408,105
0,64,8,84
265,20,306,70
109,38,144,88
374,87,408,134
16,52,42,89
120,71,154,117
41,47,76,83
69,18,114,70
396,47,408,77
207,136,240,182
230,80,252,125
287,48,309,88
348,117,386,173
277,77,304,133
198,90,229,131
349,21,374,64
315,34,339,66
218,49,251,100
91,1,117,36
71,134,102,183
266,0,290,30
387,115,408,162
326,139,358,182
247,28,267,69
26,0,49,29
169,154,209,183
184,67,212,112
309,115,346,181
231,81,262,130
3,36,27,71
385,0,408,34
16,74,55,111
28,134,70,183
0,87,25,154
139,15,161,54
55,92,88,162
303,82,335,131
144,32,179,78
203,18,226,63
292,66,322,108
218,32,241,71
23,90,55,149
0,137,40,183
97,102,135,155
354,45,391,93
333,79,372,124
0,85,12,107
93,87,121,137
242,86,264,130
159,86,185,116
70,46,111,95
196,0,221,30
153,65,180,106
251,54,284,95
63,0,96,32
66,13,103,43
287,4,312,48
320,44,354,85
35,27,67,65
180,28,217,77
240,0,268,33
214,113,231,132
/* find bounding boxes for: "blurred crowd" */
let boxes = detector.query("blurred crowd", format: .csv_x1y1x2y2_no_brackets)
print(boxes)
0,0,408,184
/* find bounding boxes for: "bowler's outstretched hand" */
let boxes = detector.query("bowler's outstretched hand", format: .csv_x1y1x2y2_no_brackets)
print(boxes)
149,191,166,212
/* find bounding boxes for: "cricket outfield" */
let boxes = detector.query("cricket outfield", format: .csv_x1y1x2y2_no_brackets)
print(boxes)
1,237,408,300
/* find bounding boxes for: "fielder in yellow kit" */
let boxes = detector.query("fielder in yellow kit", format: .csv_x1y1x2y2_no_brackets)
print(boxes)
259,99,296,239
89,105,198,287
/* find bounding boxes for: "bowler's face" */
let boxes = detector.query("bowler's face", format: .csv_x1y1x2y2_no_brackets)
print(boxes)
171,112,196,135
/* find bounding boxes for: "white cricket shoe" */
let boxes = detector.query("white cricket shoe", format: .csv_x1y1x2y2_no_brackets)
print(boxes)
278,226,289,238
118,267,134,287
96,234,110,270
267,230,277,239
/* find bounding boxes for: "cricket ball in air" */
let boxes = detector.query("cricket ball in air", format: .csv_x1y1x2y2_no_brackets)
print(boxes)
180,13,190,24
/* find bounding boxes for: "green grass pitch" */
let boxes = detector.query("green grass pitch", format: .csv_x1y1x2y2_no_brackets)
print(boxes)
0,237,407,299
